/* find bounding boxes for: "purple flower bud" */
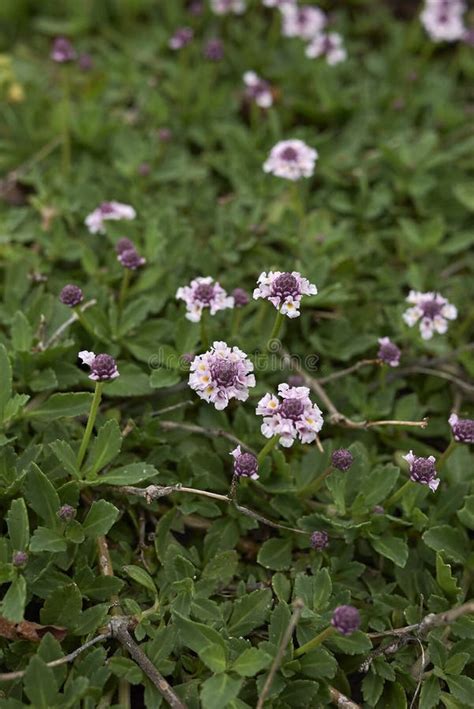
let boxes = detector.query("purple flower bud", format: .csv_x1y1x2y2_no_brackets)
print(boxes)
331,605,361,635
158,128,172,142
12,551,28,567
78,53,93,71
449,414,474,444
115,237,135,255
181,352,195,364
232,288,250,307
331,448,353,471
188,0,204,15
230,446,259,479
58,504,76,522
204,38,224,62
118,248,146,270
287,374,305,387
403,451,439,492
310,530,329,550
169,27,194,51
51,37,76,63
90,354,119,382
377,337,401,367
60,284,84,307
138,162,151,176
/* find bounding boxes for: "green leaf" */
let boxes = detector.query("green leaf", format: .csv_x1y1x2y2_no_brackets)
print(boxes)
446,676,474,704
1,575,26,622
457,496,474,530
312,568,332,610
7,498,29,551
371,536,408,568
362,671,385,706
329,631,371,655
352,464,399,513
174,613,228,673
453,182,474,211
257,538,292,571
231,648,272,677
25,464,61,527
29,526,67,553
326,470,346,514
49,440,80,478
422,526,468,564
82,500,120,537
27,392,93,420
444,653,469,675
23,656,59,708
85,419,122,477
228,589,272,636
419,675,441,709
297,647,337,679
0,343,12,420
11,311,33,352
200,674,243,709
436,554,460,598
123,565,157,596
91,462,159,486
41,583,82,628
119,296,152,336
149,368,181,388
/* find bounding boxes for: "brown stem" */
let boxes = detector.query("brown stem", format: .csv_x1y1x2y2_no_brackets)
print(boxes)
328,686,362,709
110,618,186,709
318,359,379,384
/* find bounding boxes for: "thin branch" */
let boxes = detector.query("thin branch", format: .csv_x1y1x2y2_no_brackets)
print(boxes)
318,359,379,384
367,601,474,641
257,599,304,709
110,618,186,709
151,401,194,417
392,365,474,394
40,299,97,350
0,633,110,682
109,484,309,535
157,420,256,453
328,685,362,709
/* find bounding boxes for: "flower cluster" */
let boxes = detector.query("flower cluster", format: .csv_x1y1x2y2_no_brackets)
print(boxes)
403,451,440,492
449,414,474,444
377,337,401,367
169,27,194,50
176,276,234,322
263,139,318,180
188,341,255,410
253,270,317,317
211,0,246,14
203,38,225,61
230,446,259,479
79,351,120,382
310,530,329,550
420,0,466,42
243,71,273,108
115,238,146,270
306,32,347,65
257,383,323,447
331,448,353,471
60,284,83,308
85,201,136,234
51,37,77,63
281,4,326,40
403,291,457,340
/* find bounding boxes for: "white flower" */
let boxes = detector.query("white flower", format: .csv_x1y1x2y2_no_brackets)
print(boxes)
85,201,136,234
262,0,295,7
253,271,317,318
211,0,246,15
403,291,457,340
263,139,318,180
281,5,326,41
243,71,273,108
420,1,466,42
256,383,323,447
176,276,234,322
188,341,255,410
306,32,347,65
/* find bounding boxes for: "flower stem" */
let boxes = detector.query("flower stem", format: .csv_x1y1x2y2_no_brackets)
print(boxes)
267,310,283,350
257,435,279,465
118,269,130,312
437,438,457,471
294,626,336,657
299,467,332,497
200,310,209,351
77,382,104,470
231,308,243,339
61,67,71,176
385,479,413,509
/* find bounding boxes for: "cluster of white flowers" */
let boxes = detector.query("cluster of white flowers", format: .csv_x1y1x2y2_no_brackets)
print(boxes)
253,270,317,317
306,32,347,65
263,139,318,180
420,0,466,42
176,276,234,322
211,0,246,15
257,383,324,447
243,71,273,108
85,201,136,234
403,291,457,340
188,341,255,410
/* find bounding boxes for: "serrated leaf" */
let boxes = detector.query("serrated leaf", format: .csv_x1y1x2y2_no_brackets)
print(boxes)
41,583,82,628
228,589,272,636
49,439,80,478
174,612,227,673
422,526,468,564
329,631,371,655
29,526,67,553
231,647,272,677
371,536,408,568
85,419,122,477
82,500,120,537
457,496,474,530
436,554,460,598
200,674,243,709
257,538,292,571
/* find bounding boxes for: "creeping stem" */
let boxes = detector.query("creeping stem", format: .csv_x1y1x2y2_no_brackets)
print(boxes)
77,382,104,470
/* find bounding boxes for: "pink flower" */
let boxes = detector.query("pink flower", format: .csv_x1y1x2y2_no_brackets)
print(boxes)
79,351,120,381
403,291,457,340
256,383,323,447
85,201,136,234
169,27,194,50
243,71,273,108
420,1,466,42
281,5,326,41
188,341,255,410
262,0,295,7
230,446,259,479
449,413,474,444
403,451,439,492
253,271,317,318
306,32,347,65
211,0,246,14
263,139,318,180
377,337,401,367
176,276,234,322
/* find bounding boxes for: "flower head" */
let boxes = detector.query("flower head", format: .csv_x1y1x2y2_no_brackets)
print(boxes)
230,446,259,479
310,530,329,550
12,551,28,567
118,248,146,270
203,38,224,61
449,413,474,444
189,341,255,410
79,351,120,382
58,504,77,522
232,288,250,307
377,337,401,367
169,27,194,50
281,5,326,40
243,71,273,108
332,605,361,635
60,284,83,307
306,32,347,65
403,451,439,492
253,271,317,318
403,291,457,340
211,0,246,14
263,139,318,180
256,383,323,447
177,276,234,322
420,1,466,42
51,37,76,63
85,201,136,235
331,448,353,471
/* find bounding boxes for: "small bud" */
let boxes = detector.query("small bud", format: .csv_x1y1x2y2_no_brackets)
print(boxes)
230,446,259,480
12,551,28,567
204,38,224,62
90,354,119,382
58,504,76,522
60,284,84,307
331,605,360,635
331,448,353,471
310,530,329,551
232,288,250,307
118,248,146,270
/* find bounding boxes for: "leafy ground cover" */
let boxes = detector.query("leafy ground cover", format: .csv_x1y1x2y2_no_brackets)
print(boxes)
1,1,474,707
